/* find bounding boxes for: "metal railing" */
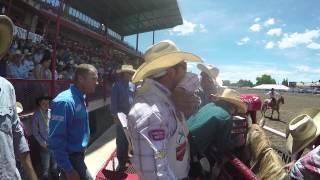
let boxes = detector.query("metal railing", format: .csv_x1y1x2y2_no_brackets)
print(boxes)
7,78,111,114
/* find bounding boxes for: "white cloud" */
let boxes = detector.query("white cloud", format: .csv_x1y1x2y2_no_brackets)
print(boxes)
267,28,282,36
236,37,250,45
171,19,197,36
265,41,275,49
254,17,261,22
264,18,275,27
219,63,292,83
295,65,310,72
307,42,320,49
199,24,207,32
249,24,261,32
278,29,320,49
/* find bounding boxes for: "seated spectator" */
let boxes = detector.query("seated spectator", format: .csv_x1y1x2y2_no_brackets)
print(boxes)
7,49,29,78
33,51,52,79
32,96,57,179
33,47,43,64
61,64,74,80
22,49,34,79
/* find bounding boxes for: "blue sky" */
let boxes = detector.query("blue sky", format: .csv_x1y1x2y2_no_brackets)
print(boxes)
124,0,320,84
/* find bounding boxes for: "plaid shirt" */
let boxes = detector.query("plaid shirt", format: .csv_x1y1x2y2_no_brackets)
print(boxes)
290,145,320,179
128,79,178,180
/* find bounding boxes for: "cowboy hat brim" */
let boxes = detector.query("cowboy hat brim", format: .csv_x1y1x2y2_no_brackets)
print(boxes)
286,111,320,155
197,63,219,80
219,97,247,114
0,15,13,57
132,51,202,83
16,102,23,114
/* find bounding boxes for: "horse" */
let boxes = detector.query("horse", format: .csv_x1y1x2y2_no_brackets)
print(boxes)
261,96,284,119
246,124,287,180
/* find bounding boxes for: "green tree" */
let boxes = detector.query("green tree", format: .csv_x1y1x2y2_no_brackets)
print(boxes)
237,79,254,87
223,80,231,86
281,78,288,86
256,74,276,85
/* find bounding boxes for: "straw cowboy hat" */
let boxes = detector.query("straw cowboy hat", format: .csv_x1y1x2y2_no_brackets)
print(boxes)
16,102,23,114
116,64,136,74
218,89,247,114
197,63,219,80
0,15,13,57
131,40,202,83
286,109,320,155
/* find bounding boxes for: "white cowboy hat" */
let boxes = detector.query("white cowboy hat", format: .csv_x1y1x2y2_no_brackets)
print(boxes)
0,15,13,57
197,63,219,80
16,102,23,114
286,110,320,155
218,89,247,114
116,64,136,74
132,40,202,83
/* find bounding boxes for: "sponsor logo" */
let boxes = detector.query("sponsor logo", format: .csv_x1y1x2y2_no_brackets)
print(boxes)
149,129,165,141
51,115,64,122
176,141,187,161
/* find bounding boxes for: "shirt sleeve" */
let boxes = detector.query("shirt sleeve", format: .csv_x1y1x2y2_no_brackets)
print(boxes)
48,101,74,173
110,83,119,116
32,112,46,147
134,112,177,180
12,104,30,155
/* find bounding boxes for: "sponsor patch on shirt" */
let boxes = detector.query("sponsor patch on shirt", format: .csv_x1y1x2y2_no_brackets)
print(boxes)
176,141,187,161
51,115,64,122
148,129,165,141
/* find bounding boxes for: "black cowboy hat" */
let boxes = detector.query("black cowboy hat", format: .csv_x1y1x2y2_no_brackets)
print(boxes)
35,95,52,106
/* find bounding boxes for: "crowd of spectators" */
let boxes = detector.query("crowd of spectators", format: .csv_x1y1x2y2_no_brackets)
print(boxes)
0,35,134,82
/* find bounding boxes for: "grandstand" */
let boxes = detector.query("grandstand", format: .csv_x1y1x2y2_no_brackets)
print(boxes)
1,0,183,177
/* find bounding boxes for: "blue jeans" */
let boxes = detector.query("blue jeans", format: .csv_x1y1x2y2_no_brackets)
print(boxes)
116,124,128,166
68,152,92,180
40,147,57,177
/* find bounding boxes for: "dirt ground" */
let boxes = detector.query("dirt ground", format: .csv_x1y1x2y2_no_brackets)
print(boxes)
238,88,320,153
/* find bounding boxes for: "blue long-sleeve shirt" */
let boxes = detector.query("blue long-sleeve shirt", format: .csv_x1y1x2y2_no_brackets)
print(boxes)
48,85,89,173
110,80,134,116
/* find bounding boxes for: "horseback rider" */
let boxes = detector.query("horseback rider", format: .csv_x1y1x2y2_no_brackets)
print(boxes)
265,88,279,106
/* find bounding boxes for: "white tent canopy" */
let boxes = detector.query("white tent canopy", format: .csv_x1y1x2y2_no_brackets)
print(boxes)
253,84,290,91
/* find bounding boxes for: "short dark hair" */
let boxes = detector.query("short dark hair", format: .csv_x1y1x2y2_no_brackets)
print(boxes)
73,64,97,81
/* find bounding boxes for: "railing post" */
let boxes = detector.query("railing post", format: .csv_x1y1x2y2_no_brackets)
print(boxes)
51,0,64,97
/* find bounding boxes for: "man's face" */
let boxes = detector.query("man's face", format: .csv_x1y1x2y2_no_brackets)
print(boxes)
123,72,133,82
200,72,212,90
172,62,187,86
39,99,50,111
81,69,99,94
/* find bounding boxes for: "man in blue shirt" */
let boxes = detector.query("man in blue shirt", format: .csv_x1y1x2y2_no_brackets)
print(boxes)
110,64,135,171
49,64,98,180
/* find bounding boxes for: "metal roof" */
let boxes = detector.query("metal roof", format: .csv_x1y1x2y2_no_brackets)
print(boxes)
66,0,183,36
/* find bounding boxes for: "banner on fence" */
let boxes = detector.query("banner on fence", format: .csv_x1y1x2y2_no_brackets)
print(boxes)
13,25,43,43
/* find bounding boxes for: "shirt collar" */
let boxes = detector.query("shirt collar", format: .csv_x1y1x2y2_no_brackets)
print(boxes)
70,85,86,102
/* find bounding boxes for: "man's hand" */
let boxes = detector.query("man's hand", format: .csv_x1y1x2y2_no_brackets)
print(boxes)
283,161,295,172
18,152,38,180
41,143,48,149
113,116,119,124
66,170,80,180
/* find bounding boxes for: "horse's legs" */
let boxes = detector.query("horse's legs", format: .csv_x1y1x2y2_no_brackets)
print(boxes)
271,109,274,119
